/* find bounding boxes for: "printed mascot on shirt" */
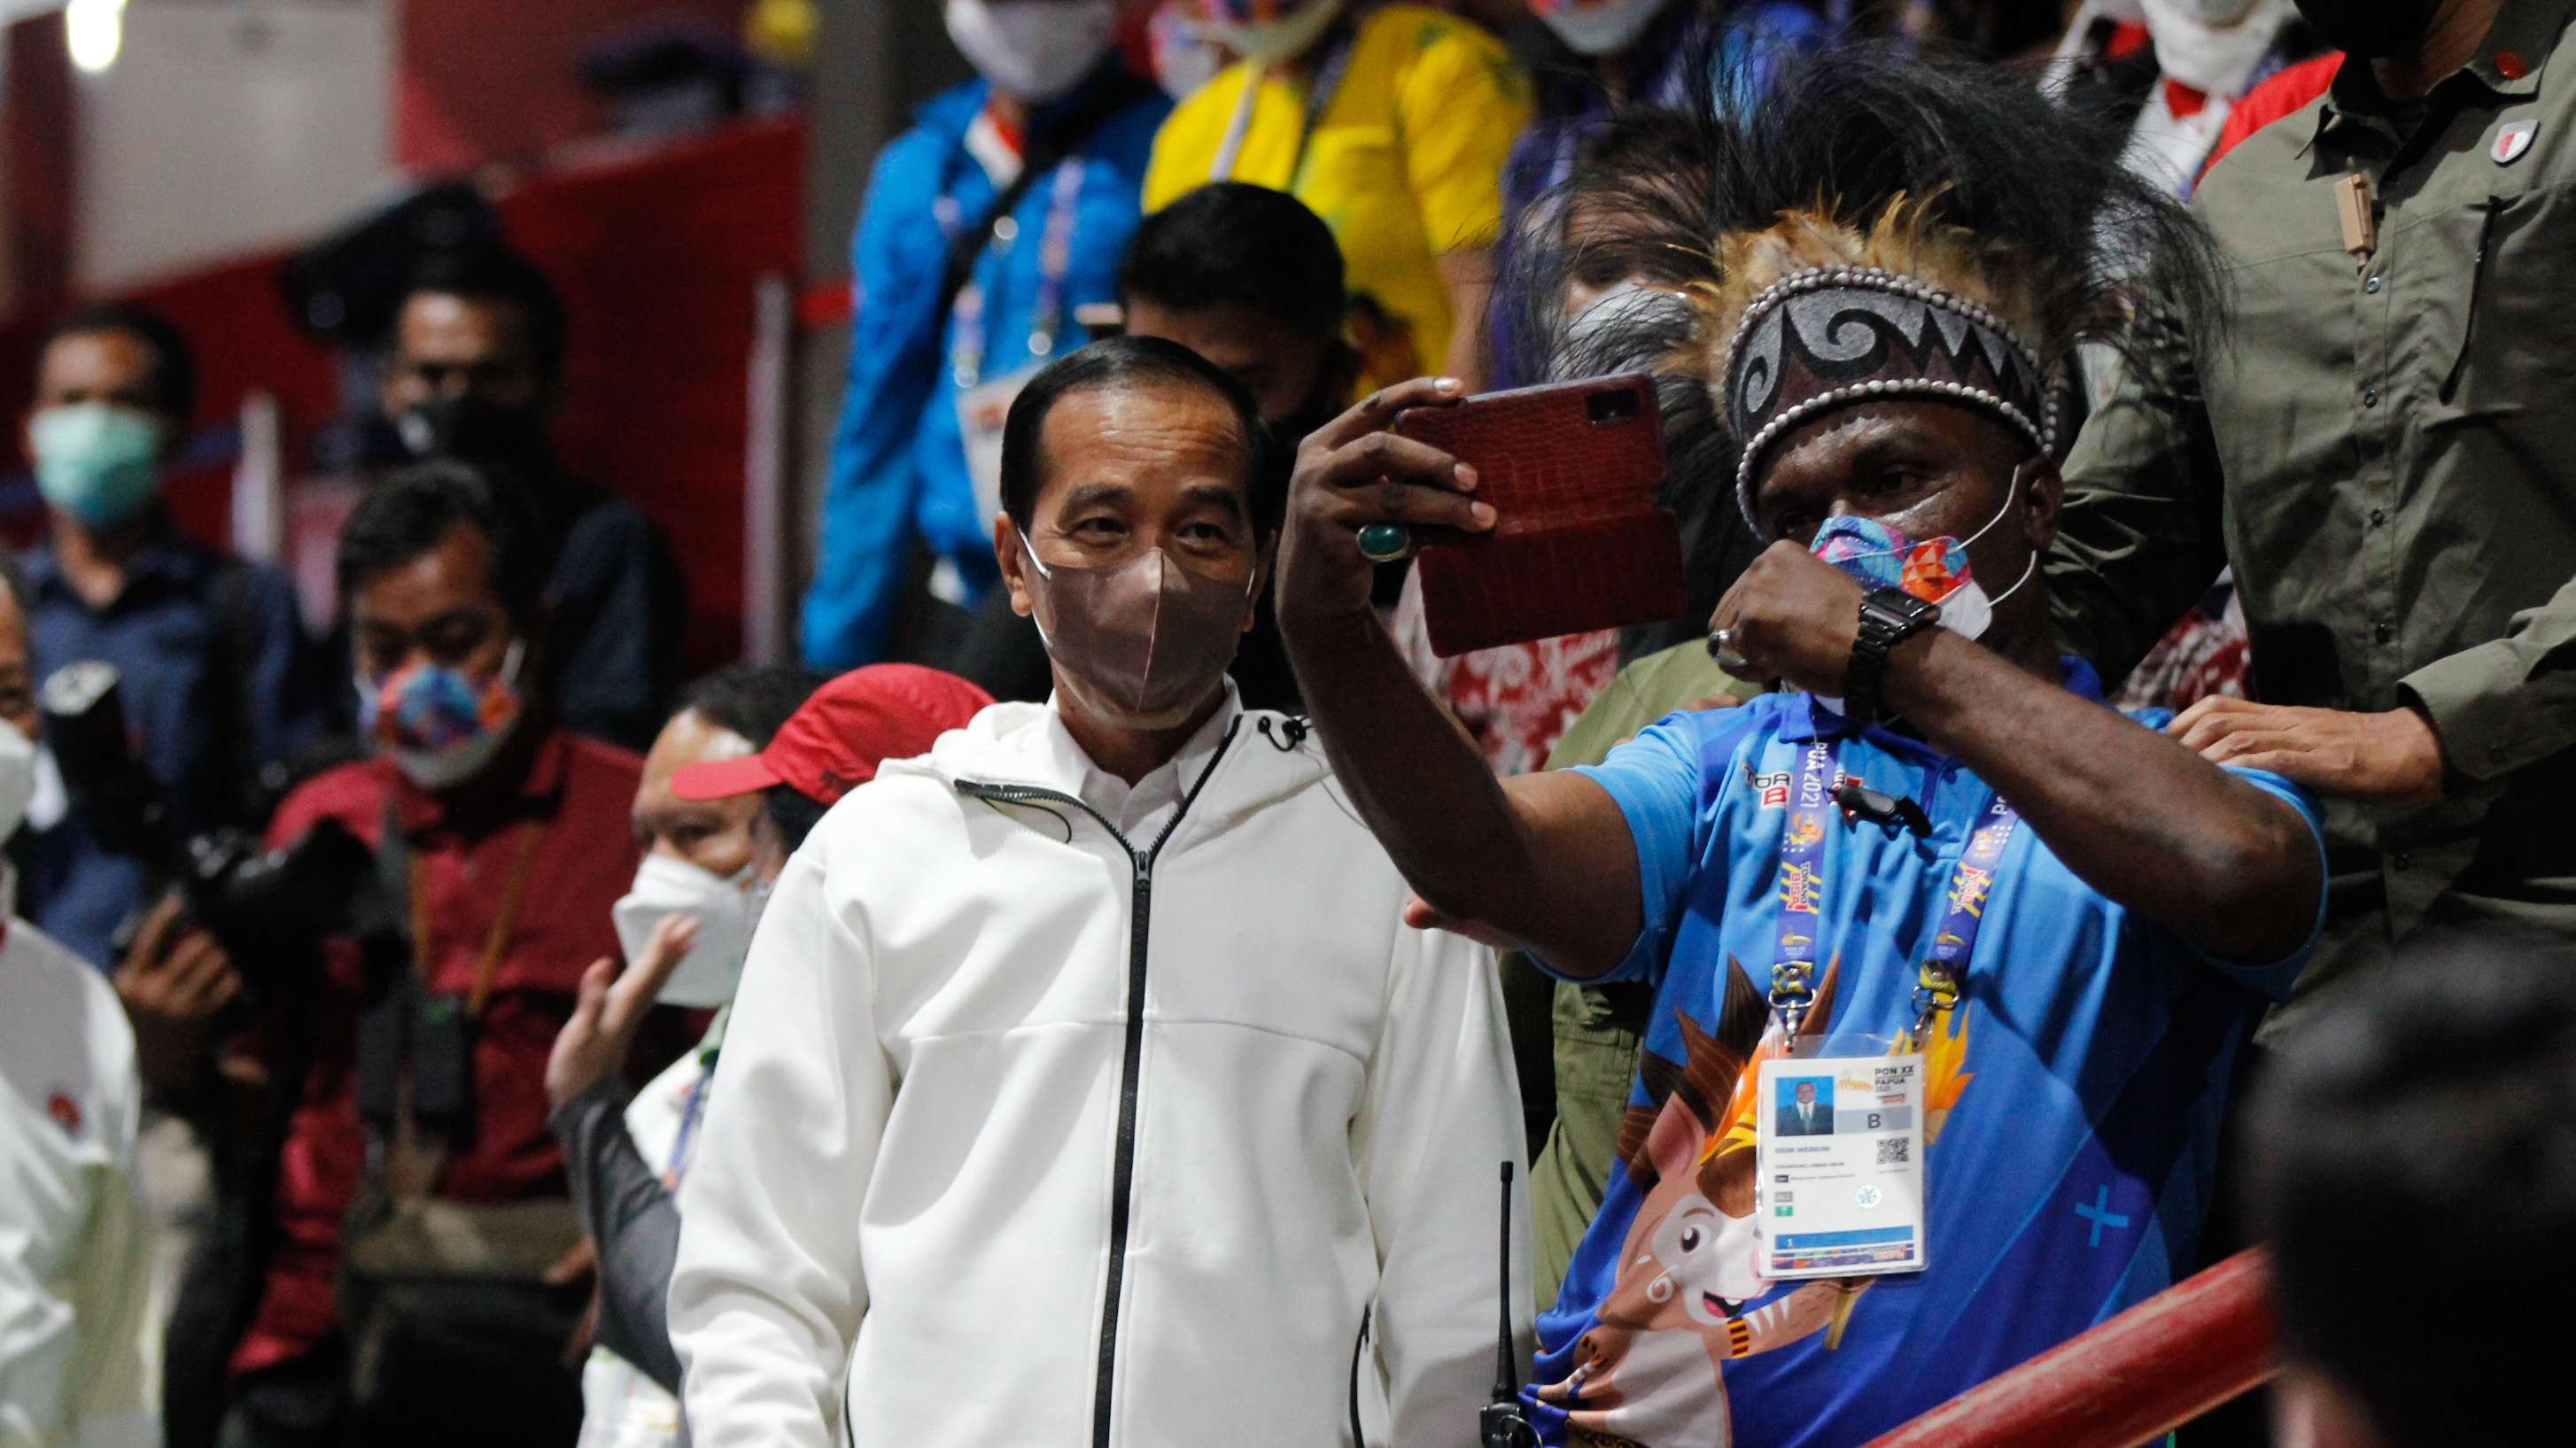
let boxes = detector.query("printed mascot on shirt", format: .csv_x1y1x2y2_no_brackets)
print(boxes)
1543,958,1976,1448
1498,27,2236,1448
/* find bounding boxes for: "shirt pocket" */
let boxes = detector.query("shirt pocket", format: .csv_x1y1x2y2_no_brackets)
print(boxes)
2408,180,2575,428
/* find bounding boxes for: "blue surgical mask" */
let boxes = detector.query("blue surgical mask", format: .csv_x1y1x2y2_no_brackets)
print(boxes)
28,403,167,528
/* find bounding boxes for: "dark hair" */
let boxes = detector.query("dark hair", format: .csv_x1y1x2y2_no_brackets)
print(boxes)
997,335,1282,539
1509,35,2227,440
337,460,547,626
0,550,29,619
677,664,826,751
1115,182,1346,340
395,246,570,380
2247,926,2576,1448
763,788,829,856
41,301,198,421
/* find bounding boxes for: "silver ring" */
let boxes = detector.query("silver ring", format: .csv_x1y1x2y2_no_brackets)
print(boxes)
1706,626,1750,672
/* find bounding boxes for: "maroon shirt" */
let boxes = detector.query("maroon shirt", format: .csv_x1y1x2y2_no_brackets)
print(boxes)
229,730,642,1376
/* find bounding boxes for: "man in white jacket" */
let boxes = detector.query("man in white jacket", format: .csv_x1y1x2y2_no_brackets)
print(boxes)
0,560,158,1448
671,337,1529,1448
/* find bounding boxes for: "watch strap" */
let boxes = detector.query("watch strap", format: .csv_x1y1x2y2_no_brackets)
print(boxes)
1843,586,1941,724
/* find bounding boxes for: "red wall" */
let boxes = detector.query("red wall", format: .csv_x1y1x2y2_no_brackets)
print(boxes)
396,0,754,174
4,115,804,672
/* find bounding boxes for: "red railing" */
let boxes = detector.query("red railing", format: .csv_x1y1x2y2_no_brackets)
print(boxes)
1861,1249,2276,1448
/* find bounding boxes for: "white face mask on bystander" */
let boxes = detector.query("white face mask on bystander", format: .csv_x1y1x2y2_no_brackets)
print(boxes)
945,0,1121,104
1529,0,1674,58
611,854,775,1011
1192,0,1346,66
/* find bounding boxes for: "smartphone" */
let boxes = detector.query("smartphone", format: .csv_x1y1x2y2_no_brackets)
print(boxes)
1393,373,1686,657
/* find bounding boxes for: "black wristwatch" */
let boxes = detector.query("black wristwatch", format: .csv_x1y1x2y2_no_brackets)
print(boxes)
1843,586,1941,724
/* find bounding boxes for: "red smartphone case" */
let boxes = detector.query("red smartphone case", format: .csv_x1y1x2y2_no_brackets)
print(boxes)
1393,374,1685,657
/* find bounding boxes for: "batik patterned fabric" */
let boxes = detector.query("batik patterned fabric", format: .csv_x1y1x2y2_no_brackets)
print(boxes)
1525,662,2325,1447
1390,571,1621,776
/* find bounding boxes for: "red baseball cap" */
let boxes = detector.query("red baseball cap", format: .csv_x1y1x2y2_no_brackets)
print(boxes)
672,664,992,807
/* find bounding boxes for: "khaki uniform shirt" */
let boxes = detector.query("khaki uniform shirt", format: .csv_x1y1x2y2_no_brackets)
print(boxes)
2052,0,2576,1032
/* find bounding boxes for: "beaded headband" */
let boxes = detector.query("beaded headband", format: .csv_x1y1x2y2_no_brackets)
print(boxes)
1723,266,2057,530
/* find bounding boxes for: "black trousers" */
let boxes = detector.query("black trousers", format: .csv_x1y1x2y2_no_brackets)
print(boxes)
216,1335,584,1448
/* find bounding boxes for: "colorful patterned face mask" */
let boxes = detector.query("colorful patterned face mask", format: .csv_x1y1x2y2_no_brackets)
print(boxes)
357,639,527,791
1808,463,2035,643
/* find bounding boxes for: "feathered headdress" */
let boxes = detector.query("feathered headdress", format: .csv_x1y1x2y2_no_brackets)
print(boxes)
1511,34,2224,531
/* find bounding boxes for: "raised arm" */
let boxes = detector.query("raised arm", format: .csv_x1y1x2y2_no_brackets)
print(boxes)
1275,380,1645,979
1712,540,2324,966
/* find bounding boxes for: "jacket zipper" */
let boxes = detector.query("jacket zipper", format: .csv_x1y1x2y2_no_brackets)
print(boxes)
954,719,1241,1448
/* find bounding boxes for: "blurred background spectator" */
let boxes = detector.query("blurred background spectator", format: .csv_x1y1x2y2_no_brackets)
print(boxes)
376,246,686,750
13,303,323,971
2249,926,2576,1448
797,0,1167,682
1144,0,1531,392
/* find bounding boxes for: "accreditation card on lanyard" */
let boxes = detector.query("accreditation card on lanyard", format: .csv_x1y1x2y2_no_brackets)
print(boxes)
947,156,1090,530
1751,739,2021,1282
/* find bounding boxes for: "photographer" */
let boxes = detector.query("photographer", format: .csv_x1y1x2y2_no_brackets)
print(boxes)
124,461,651,1447
16,302,325,970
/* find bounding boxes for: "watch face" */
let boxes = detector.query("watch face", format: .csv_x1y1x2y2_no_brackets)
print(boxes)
1867,587,1940,625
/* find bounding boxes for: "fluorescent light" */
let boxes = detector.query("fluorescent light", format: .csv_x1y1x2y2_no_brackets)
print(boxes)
66,0,126,75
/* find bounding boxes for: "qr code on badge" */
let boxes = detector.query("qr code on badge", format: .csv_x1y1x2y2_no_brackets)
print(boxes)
1876,1137,1910,1166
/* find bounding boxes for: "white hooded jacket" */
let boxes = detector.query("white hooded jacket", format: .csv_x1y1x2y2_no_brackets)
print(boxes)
670,697,1530,1448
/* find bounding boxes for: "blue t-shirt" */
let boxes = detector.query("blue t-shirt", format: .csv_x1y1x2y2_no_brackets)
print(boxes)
1528,665,2324,1447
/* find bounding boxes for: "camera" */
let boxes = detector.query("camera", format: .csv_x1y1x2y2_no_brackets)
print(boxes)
40,660,381,987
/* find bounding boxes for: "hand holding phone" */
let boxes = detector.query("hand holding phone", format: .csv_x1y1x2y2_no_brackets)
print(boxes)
1394,375,1686,657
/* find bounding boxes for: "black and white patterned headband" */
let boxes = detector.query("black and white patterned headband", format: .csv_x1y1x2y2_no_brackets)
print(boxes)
1723,267,2057,529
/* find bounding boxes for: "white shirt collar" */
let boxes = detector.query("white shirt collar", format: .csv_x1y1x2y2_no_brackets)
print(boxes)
1043,680,1243,843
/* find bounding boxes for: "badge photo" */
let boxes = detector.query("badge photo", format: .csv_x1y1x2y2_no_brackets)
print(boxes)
2494,119,2538,166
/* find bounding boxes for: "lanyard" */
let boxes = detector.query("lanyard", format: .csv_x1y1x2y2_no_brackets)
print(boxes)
1766,740,1842,1037
942,155,1090,390
406,822,543,1022
1207,27,1357,192
661,1011,727,1187
1764,739,2022,1043
663,1072,710,1188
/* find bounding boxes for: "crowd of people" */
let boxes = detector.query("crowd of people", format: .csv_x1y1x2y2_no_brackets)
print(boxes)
4,2,2570,1448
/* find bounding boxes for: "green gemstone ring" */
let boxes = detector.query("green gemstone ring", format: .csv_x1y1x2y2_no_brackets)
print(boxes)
1357,523,1414,562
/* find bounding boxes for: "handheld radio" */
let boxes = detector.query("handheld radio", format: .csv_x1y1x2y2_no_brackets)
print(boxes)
1480,1161,1538,1448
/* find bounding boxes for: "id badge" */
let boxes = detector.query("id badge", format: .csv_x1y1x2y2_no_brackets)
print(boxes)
1755,1047,1928,1281
957,366,1039,526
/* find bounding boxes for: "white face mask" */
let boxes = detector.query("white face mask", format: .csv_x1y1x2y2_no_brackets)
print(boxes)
612,853,773,1011
945,0,1121,104
1532,0,1673,57
2141,0,2288,93
0,717,36,844
1149,3,1226,98
1195,0,1346,66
